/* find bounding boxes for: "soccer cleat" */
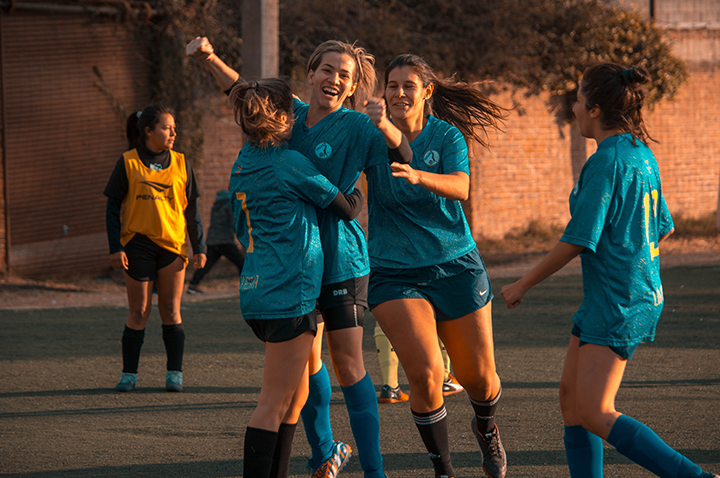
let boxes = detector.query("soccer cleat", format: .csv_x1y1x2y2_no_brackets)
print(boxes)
378,384,409,403
165,371,183,392
186,284,203,294
115,372,138,392
442,373,464,396
701,473,720,478
309,441,352,478
471,417,507,478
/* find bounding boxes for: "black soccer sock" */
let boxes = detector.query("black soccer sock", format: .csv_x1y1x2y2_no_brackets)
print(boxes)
268,422,297,478
412,405,455,477
121,326,145,374
162,323,185,371
244,426,279,478
469,386,502,435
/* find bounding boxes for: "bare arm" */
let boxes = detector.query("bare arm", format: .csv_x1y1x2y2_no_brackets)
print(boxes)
500,240,585,309
659,227,674,243
186,36,240,91
365,97,412,165
390,165,469,201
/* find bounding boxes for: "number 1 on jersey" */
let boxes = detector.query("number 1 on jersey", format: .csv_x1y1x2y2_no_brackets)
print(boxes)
236,192,254,253
644,190,659,260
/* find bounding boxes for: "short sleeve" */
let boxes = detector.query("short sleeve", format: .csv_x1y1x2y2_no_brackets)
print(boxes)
658,194,674,236
561,157,615,252
103,157,128,200
359,115,390,170
277,152,339,209
441,127,469,175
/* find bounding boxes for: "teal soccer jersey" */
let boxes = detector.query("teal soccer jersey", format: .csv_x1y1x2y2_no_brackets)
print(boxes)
365,116,476,268
561,133,674,347
229,144,339,320
291,99,388,284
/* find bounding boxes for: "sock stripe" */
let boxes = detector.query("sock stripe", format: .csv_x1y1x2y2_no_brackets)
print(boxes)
412,406,447,425
469,385,502,407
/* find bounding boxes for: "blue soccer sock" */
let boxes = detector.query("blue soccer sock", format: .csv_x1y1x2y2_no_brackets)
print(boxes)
607,414,703,478
300,362,334,469
341,372,384,477
564,425,604,477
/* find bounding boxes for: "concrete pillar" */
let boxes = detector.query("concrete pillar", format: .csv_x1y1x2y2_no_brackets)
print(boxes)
241,0,278,80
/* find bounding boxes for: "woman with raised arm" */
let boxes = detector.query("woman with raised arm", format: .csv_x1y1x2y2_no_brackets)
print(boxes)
187,36,408,478
364,54,507,478
227,77,366,478
500,63,719,478
104,105,206,393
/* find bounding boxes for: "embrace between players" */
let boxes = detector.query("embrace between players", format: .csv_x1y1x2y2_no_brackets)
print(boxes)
104,32,718,478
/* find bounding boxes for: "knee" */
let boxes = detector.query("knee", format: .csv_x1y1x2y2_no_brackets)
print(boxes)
461,370,499,400
332,356,365,386
559,382,573,411
157,300,180,322
127,307,149,327
405,364,443,395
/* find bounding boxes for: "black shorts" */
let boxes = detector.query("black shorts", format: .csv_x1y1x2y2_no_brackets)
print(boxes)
317,275,369,311
317,276,368,331
245,312,318,343
571,325,639,361
124,234,180,282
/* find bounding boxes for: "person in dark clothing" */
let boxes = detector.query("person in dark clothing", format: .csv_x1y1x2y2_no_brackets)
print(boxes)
187,189,245,294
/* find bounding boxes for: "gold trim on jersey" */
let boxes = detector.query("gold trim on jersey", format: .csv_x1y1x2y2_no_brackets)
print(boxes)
120,148,189,263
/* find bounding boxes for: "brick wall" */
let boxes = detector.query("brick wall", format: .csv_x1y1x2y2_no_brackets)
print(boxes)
195,66,720,241
194,96,246,226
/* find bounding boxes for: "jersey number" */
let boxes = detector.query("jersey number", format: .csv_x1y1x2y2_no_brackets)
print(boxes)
644,190,659,261
236,192,254,253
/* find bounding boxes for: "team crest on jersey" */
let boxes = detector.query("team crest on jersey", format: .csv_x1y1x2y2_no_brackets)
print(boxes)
423,150,440,167
315,142,333,159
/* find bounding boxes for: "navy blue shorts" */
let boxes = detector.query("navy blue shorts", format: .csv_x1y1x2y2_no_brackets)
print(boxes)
368,248,492,321
245,311,318,343
571,324,639,360
123,234,180,282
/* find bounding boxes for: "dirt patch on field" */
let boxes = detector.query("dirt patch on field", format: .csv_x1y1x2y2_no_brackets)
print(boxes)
1,235,718,311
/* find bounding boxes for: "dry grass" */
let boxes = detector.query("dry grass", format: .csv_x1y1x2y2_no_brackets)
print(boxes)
477,215,720,266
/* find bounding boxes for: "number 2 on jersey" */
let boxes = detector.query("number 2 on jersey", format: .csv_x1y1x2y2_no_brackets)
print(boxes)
236,192,254,253
644,189,659,260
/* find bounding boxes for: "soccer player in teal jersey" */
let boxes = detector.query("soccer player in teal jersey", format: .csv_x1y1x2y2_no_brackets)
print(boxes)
502,63,719,478
227,78,365,478
187,37,411,478
364,54,508,478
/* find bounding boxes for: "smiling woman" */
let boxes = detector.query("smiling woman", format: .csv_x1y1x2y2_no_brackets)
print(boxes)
187,36,412,478
363,53,508,478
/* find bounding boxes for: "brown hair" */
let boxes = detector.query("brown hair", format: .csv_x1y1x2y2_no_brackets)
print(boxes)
306,40,377,110
579,63,653,144
126,105,173,150
384,54,505,147
229,78,295,148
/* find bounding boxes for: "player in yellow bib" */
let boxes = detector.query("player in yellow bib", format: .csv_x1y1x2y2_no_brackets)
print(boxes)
104,105,206,393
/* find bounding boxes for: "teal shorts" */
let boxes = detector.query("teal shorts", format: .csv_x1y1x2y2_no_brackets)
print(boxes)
368,248,492,321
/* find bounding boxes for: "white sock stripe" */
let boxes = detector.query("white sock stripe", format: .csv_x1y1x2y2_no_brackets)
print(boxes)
412,407,447,425
469,386,502,407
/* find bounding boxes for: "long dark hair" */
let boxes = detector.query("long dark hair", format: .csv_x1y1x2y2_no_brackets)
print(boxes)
126,105,173,150
384,54,505,147
229,78,295,148
579,63,653,144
